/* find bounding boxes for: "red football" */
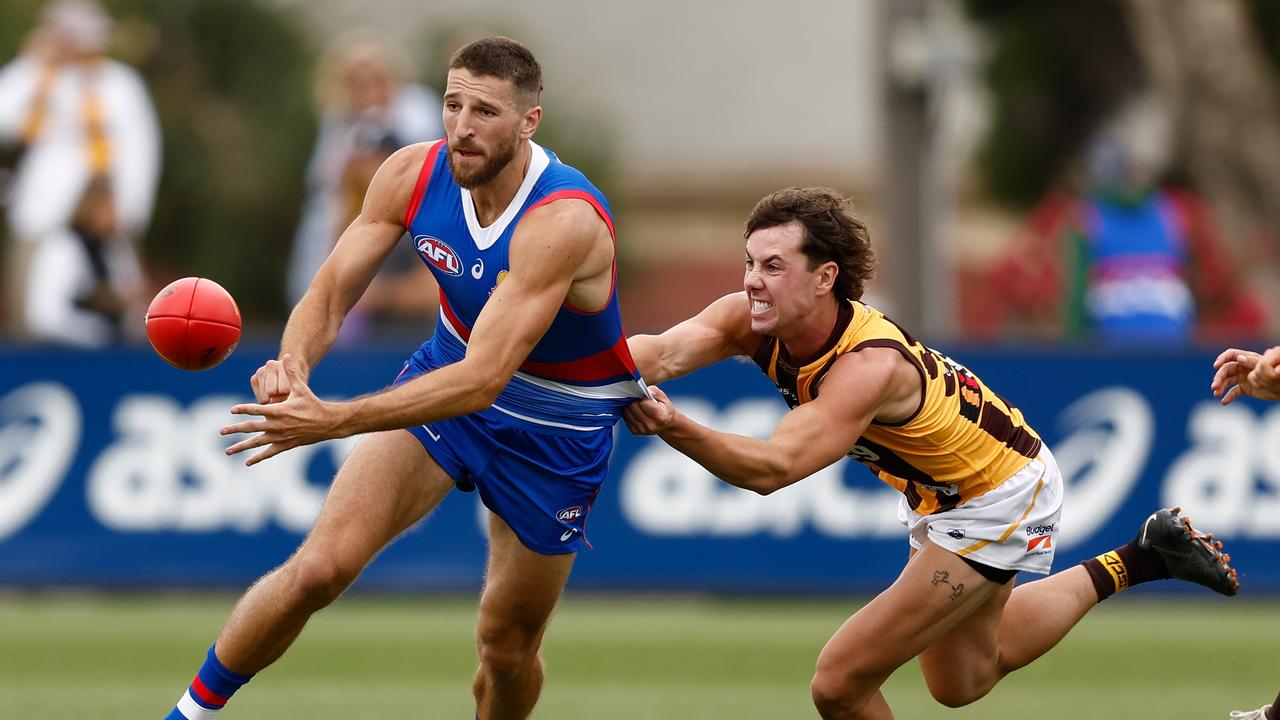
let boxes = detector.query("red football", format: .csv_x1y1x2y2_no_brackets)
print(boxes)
145,277,242,371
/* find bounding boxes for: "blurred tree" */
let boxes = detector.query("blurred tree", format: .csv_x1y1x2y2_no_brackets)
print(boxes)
1120,0,1280,253
1,0,315,323
964,0,1147,207
966,0,1280,240
120,0,314,322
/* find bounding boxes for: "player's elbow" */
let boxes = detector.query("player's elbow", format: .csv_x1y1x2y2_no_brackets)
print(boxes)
750,482,780,497
466,374,506,413
749,459,794,496
628,334,670,384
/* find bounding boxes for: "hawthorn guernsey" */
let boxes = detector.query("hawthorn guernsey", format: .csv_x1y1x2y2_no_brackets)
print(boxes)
404,139,650,432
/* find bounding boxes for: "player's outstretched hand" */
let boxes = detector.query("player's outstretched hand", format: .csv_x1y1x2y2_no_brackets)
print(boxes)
250,354,307,404
1212,346,1280,404
624,386,677,436
222,354,349,466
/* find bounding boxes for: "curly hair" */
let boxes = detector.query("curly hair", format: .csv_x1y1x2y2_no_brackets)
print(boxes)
744,187,876,302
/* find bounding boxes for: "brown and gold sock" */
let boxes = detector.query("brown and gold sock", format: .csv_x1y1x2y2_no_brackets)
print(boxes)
1080,540,1170,602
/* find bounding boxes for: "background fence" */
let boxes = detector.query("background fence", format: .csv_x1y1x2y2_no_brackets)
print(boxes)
3,344,1276,594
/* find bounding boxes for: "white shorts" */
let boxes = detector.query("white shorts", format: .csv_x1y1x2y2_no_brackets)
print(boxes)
897,446,1064,575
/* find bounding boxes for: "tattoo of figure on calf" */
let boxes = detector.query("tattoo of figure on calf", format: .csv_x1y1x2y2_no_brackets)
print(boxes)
931,569,965,600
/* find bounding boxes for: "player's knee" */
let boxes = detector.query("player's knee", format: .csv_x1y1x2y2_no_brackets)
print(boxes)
289,552,360,609
810,662,873,717
926,678,988,708
475,624,541,676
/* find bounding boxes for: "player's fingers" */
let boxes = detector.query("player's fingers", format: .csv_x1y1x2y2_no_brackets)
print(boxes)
245,439,295,467
224,432,280,456
1213,348,1243,368
1211,364,1239,395
251,365,271,403
623,415,648,435
252,381,270,404
252,364,285,404
1248,363,1279,390
281,354,315,398
1235,353,1259,370
637,399,675,429
636,398,662,418
229,402,276,417
1222,385,1243,406
649,386,669,403
1262,347,1280,371
219,419,271,436
623,402,661,435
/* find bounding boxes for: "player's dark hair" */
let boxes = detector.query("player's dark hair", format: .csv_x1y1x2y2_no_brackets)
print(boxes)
448,37,543,108
745,187,876,302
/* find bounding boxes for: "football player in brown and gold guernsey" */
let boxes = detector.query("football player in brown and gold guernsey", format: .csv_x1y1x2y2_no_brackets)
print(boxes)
625,187,1240,720
1212,344,1279,720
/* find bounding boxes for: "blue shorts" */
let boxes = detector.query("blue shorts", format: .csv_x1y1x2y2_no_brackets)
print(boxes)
394,350,612,555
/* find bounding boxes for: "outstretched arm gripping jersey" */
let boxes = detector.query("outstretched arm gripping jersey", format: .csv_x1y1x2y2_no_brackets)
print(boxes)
752,301,1042,514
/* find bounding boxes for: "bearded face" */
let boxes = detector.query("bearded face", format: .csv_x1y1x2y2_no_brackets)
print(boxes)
442,68,536,190
448,126,521,189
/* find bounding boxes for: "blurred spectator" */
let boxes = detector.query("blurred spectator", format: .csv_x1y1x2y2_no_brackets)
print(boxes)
0,0,160,340
286,34,442,343
25,175,144,346
990,94,1265,345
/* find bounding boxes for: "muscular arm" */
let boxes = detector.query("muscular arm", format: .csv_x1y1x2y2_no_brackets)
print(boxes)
277,143,426,380
340,197,607,434
628,292,758,384
224,195,609,465
626,347,918,494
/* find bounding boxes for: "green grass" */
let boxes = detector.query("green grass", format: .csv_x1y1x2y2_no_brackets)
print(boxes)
0,593,1273,719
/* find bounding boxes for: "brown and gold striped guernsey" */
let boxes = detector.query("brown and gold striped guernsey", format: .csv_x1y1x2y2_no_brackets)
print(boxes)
752,301,1042,515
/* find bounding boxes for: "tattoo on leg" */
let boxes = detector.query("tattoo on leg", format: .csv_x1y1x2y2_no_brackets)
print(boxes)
931,569,965,600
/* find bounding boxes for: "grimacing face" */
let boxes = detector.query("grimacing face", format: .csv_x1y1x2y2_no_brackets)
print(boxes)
743,221,834,337
442,68,528,189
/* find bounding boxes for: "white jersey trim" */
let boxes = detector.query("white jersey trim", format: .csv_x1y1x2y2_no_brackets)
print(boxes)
490,402,604,431
461,140,550,251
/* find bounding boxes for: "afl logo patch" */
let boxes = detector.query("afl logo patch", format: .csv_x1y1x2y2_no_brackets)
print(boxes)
415,236,463,277
556,506,583,522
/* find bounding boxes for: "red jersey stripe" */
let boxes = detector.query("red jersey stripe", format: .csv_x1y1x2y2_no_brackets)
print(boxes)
442,291,635,383
518,334,638,383
439,289,471,341
528,189,615,239
403,140,444,229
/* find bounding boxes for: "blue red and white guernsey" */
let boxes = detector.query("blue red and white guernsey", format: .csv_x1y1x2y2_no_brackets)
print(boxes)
401,139,650,433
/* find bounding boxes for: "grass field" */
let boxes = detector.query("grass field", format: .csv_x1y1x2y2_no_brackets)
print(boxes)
0,593,1273,719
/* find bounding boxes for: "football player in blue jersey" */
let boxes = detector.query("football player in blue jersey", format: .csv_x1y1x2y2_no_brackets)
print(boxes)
163,37,647,720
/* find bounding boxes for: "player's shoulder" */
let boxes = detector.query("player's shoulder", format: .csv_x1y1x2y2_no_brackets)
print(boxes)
534,144,606,196
693,293,763,357
363,141,445,222
385,140,443,175
371,141,445,197
519,190,605,241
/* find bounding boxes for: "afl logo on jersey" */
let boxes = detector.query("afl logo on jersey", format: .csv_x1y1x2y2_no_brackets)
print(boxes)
415,235,463,277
